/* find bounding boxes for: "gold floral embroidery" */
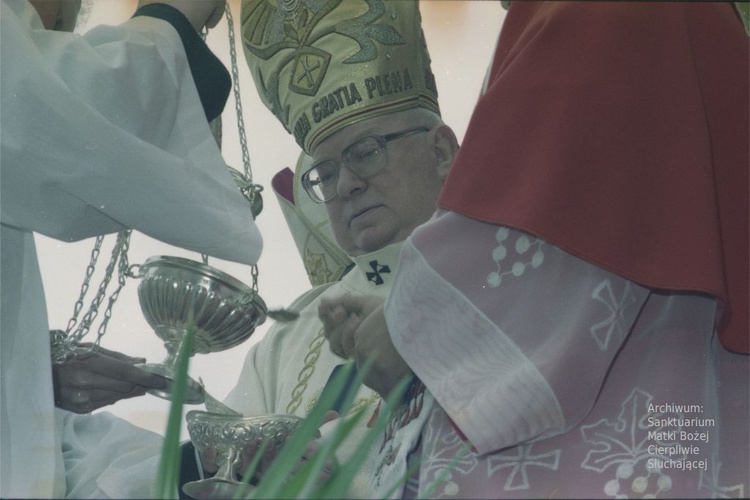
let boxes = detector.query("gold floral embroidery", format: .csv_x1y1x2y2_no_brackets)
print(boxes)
305,389,380,416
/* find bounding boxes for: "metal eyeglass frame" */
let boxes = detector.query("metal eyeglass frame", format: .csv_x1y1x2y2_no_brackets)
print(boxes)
301,127,430,203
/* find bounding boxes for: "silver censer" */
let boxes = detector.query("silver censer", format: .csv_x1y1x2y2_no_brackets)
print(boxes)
135,256,267,404
134,3,269,406
182,411,303,499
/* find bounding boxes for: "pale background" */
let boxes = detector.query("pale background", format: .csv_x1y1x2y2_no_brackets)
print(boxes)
36,0,506,436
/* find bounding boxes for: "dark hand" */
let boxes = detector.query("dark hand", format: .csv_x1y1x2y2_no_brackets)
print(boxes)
52,343,167,413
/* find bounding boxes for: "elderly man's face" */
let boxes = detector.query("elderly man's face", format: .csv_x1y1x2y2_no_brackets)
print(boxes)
311,111,451,257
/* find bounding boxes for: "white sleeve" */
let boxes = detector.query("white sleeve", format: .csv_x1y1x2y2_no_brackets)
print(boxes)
0,0,261,265
385,212,650,454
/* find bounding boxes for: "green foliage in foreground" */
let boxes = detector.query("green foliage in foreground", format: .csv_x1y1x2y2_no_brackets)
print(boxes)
246,361,409,499
156,350,413,499
155,324,195,499
736,2,750,36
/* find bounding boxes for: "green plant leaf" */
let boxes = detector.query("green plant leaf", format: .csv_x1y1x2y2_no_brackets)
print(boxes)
736,2,750,36
316,377,410,499
155,323,195,499
247,363,357,498
245,362,415,499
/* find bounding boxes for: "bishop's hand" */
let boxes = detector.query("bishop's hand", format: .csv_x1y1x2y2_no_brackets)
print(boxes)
318,295,413,399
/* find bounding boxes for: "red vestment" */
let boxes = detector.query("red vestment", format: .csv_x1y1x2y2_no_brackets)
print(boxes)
439,2,749,353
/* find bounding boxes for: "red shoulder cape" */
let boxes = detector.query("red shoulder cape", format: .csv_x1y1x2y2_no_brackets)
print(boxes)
439,3,749,353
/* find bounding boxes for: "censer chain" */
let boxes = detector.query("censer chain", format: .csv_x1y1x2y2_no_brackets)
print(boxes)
54,4,263,362
53,230,133,363
225,2,253,184
201,2,261,294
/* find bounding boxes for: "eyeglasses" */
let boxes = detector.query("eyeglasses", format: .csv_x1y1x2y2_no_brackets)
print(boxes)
301,127,430,203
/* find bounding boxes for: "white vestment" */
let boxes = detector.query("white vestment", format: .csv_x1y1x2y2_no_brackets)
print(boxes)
1,1,262,496
376,212,749,498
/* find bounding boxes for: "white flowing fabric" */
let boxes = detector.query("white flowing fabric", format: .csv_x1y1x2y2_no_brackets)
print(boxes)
0,1,262,496
60,410,164,499
378,211,749,498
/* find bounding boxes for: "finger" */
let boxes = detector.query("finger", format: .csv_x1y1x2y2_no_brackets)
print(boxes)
318,302,347,329
322,315,347,357
322,410,339,425
302,440,320,459
59,389,98,414
340,315,361,359
205,2,224,29
239,440,264,476
320,294,366,316
326,312,361,359
296,440,337,485
65,366,157,393
320,456,338,483
119,366,168,390
88,345,147,364
326,331,346,359
77,355,167,390
87,392,148,412
87,386,149,404
312,411,339,439
318,293,355,318
62,385,148,411
317,298,337,316
200,447,219,473
65,388,91,407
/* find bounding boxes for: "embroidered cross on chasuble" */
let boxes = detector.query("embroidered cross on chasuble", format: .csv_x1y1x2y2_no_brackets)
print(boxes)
366,260,391,285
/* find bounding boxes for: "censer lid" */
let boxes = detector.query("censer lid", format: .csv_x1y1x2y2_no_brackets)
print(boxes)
141,255,264,304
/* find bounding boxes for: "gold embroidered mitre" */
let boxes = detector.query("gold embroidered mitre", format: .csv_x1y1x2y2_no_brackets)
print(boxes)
240,0,440,154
